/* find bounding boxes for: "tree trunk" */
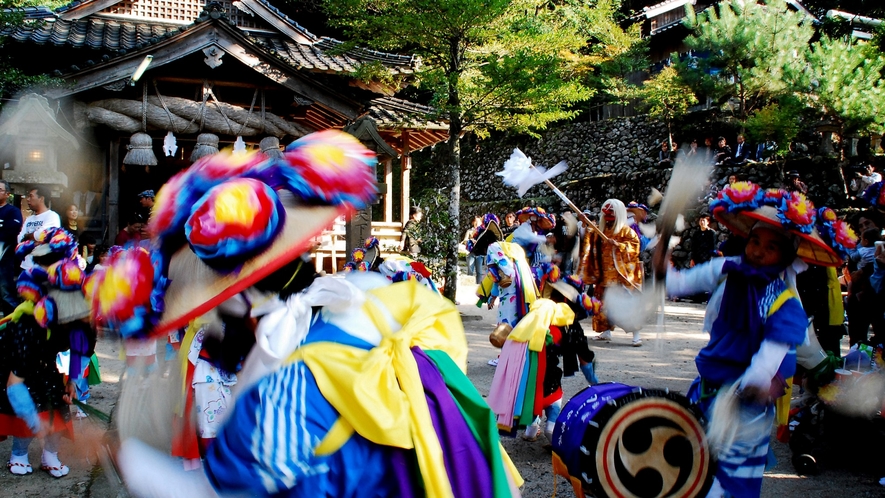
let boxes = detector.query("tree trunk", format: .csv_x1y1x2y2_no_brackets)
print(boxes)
442,43,463,303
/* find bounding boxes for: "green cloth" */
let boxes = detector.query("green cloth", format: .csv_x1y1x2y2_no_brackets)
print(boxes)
425,349,512,498
518,351,538,425
86,353,102,386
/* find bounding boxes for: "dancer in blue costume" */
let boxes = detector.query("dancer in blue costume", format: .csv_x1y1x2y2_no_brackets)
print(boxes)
94,131,523,498
658,182,854,498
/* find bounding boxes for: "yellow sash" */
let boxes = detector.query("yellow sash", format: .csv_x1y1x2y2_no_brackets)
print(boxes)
507,299,575,352
293,280,466,498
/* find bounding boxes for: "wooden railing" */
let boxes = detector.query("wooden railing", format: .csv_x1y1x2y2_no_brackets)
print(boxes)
312,220,403,273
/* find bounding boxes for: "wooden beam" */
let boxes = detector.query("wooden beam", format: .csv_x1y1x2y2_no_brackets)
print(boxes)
58,0,125,20
384,157,393,223
238,0,314,44
401,129,410,224
154,76,279,91
46,26,220,98
108,138,120,244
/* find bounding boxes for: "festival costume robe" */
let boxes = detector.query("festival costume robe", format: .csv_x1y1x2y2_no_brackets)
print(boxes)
579,225,642,332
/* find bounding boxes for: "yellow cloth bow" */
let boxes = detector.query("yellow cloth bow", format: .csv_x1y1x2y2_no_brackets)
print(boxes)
295,280,467,498
507,298,575,352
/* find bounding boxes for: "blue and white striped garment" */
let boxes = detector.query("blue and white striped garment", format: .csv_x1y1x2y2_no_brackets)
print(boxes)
203,319,399,497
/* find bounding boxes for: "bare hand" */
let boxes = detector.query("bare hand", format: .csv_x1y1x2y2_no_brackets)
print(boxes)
487,296,497,310
62,381,77,405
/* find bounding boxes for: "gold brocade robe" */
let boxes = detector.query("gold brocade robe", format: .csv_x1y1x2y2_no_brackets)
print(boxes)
580,225,643,332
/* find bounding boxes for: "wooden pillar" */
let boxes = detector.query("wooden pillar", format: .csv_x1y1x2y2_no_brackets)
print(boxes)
108,138,120,244
384,157,393,223
400,129,411,224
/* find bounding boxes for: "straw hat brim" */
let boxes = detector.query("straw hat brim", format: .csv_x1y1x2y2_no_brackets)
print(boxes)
155,204,349,335
471,220,504,256
713,205,841,267
364,244,381,269
545,279,580,303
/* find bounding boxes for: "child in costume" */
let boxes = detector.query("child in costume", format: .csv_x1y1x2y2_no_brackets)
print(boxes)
91,131,523,497
661,182,855,498
540,272,601,387
487,298,574,441
478,241,538,329
580,199,644,346
1,227,93,478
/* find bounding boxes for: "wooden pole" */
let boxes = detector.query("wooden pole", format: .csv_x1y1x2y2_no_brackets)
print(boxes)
400,129,411,224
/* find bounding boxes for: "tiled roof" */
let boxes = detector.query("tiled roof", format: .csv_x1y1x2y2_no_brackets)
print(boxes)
249,34,416,75
4,17,183,52
368,97,447,130
44,0,419,70
314,38,418,69
2,6,57,19
3,15,417,76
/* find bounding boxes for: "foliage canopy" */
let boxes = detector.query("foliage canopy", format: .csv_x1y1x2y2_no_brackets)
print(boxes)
322,0,605,299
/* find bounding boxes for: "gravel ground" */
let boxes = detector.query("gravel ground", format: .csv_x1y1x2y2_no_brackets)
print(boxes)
1,279,882,497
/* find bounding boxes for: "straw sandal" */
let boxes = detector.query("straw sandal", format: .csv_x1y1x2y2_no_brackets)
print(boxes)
40,463,70,478
7,461,33,475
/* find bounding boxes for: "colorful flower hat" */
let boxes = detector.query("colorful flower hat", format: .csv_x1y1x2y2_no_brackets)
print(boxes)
710,182,855,267
345,236,382,272
92,130,378,338
470,213,504,256
516,206,556,231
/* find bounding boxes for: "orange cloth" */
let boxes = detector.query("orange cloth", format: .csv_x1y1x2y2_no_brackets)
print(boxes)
580,225,642,331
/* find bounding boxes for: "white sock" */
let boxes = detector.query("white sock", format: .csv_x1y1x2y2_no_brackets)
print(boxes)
42,450,62,468
9,452,29,465
632,331,641,342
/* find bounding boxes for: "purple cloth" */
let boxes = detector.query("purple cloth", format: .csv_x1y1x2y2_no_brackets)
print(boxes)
390,447,420,498
412,347,494,498
68,323,92,380
719,256,785,336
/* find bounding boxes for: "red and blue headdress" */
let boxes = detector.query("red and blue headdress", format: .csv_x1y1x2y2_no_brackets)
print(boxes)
92,130,379,339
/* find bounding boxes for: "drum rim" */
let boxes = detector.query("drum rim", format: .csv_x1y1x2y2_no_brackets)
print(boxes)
575,389,714,498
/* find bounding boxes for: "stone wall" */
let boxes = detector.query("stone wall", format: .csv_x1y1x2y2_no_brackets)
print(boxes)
457,116,851,267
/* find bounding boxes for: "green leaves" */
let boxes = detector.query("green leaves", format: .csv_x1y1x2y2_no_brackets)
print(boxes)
632,66,697,139
801,36,885,133
681,0,813,117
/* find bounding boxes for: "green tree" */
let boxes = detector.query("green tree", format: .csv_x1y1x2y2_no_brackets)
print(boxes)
680,0,814,121
558,0,648,103
0,0,67,106
798,35,885,136
323,0,593,301
629,66,697,145
743,97,802,156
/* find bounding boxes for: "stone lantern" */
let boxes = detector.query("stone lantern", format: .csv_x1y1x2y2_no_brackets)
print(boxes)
814,120,840,155
0,93,78,199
